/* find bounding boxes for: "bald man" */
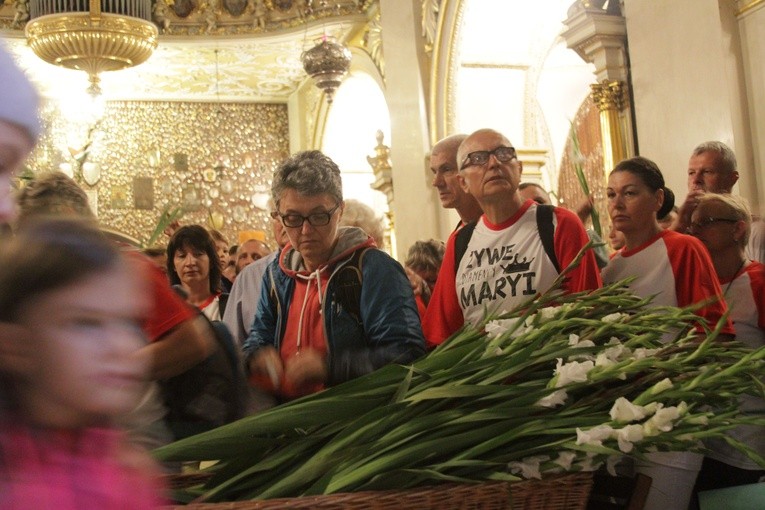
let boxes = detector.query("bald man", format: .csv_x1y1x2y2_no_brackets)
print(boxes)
423,128,601,347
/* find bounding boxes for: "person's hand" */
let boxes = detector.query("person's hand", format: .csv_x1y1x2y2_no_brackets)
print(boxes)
674,189,705,232
248,346,284,392
163,220,181,238
575,195,594,225
283,348,327,396
405,266,426,297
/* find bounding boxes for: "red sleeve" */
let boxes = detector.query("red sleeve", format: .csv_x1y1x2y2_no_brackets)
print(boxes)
125,251,198,342
745,262,765,330
422,228,464,348
552,207,602,293
665,233,734,335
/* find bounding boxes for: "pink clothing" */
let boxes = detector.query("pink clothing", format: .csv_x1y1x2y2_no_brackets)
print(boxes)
0,422,166,509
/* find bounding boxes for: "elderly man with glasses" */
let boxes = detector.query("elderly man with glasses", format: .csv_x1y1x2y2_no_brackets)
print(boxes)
423,128,602,347
243,150,425,402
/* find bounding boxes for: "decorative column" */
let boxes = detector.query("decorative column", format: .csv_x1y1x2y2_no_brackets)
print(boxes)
367,130,397,258
562,1,634,171
590,79,628,173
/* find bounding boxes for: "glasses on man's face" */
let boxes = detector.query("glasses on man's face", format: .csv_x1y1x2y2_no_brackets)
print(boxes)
688,216,738,234
460,146,516,170
277,203,341,228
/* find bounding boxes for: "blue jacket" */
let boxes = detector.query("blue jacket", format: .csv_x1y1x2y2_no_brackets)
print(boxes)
243,227,426,385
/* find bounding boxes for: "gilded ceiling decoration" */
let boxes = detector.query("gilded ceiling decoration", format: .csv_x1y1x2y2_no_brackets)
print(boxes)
0,0,376,102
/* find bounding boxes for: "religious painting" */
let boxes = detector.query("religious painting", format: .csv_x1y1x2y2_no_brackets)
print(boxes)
110,185,129,209
133,177,154,210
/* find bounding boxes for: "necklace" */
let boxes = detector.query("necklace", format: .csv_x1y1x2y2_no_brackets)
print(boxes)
723,259,747,297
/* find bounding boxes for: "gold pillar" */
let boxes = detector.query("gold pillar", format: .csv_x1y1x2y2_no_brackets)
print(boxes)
367,130,397,258
590,79,628,172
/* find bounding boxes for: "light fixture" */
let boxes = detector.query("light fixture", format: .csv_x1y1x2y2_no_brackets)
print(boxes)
300,35,352,103
25,0,158,96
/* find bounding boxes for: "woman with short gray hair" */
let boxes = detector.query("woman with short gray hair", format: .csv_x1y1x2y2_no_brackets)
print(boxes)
244,150,425,401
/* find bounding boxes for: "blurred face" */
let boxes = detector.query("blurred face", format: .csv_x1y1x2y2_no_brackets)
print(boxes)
430,148,465,209
606,171,663,238
519,185,551,205
458,131,522,204
0,120,35,224
690,201,742,253
277,189,342,270
214,240,228,269
687,151,738,193
236,239,270,274
608,224,626,251
413,267,438,292
14,265,149,427
173,242,211,289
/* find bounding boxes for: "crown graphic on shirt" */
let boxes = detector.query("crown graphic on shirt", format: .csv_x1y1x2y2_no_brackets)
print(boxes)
501,254,531,274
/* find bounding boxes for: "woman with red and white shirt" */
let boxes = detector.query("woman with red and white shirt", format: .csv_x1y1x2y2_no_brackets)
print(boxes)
601,156,733,510
688,193,765,507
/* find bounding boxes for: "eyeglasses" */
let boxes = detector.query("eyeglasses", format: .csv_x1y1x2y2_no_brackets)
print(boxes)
277,203,341,228
688,217,738,233
460,146,516,170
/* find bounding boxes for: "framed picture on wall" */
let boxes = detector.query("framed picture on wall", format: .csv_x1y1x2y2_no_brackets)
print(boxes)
133,177,154,210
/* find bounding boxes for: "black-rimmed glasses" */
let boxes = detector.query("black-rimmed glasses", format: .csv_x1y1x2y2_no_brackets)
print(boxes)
688,217,738,233
277,203,341,228
460,146,516,170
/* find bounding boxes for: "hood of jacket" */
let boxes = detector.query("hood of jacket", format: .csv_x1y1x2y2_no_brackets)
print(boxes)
278,226,376,278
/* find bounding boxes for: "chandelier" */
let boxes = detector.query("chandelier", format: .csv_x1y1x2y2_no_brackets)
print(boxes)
25,0,158,96
300,36,352,103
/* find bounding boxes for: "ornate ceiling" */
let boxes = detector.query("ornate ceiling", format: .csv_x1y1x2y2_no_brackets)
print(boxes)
0,0,372,102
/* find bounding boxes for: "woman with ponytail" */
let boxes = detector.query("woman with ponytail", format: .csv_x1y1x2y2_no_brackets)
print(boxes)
601,156,734,510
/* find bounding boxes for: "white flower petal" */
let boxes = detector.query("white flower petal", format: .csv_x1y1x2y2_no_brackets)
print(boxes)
536,389,568,408
610,397,648,423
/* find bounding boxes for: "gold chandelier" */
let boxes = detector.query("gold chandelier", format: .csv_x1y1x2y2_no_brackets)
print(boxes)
25,0,158,95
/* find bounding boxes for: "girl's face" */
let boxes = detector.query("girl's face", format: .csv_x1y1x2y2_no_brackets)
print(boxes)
174,242,211,289
215,240,228,269
606,171,663,237
15,264,149,427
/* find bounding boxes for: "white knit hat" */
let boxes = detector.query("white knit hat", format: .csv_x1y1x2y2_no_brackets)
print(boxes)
0,41,41,143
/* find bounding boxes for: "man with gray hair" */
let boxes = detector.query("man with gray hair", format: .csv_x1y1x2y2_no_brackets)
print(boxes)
674,141,764,262
430,134,483,226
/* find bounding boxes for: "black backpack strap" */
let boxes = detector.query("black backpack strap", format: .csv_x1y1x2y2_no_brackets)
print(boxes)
218,292,229,318
333,247,369,324
536,204,560,273
453,221,477,275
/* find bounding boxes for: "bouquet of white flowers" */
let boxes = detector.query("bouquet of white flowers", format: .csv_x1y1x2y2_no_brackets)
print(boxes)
156,261,765,503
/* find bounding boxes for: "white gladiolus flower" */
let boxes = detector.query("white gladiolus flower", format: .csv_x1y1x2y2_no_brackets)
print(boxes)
595,352,617,368
568,334,596,349
538,306,560,321
508,455,549,479
643,405,683,435
606,455,621,476
610,397,649,422
633,347,660,360
554,359,594,387
535,389,568,408
602,312,628,323
615,424,644,453
577,452,604,472
485,318,528,338
554,451,577,470
649,378,674,396
576,425,614,446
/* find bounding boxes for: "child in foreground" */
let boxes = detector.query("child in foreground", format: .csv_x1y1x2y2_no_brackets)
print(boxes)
0,219,166,509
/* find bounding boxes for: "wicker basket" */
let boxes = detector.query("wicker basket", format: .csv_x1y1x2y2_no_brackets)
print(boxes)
165,472,592,510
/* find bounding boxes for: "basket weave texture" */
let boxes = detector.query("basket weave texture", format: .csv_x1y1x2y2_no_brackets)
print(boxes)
165,471,592,510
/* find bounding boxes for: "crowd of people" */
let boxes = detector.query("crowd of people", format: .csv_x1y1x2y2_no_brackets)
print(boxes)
1,39,763,510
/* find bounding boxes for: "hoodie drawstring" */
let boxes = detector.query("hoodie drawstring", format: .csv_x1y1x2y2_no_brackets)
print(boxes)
294,267,325,353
